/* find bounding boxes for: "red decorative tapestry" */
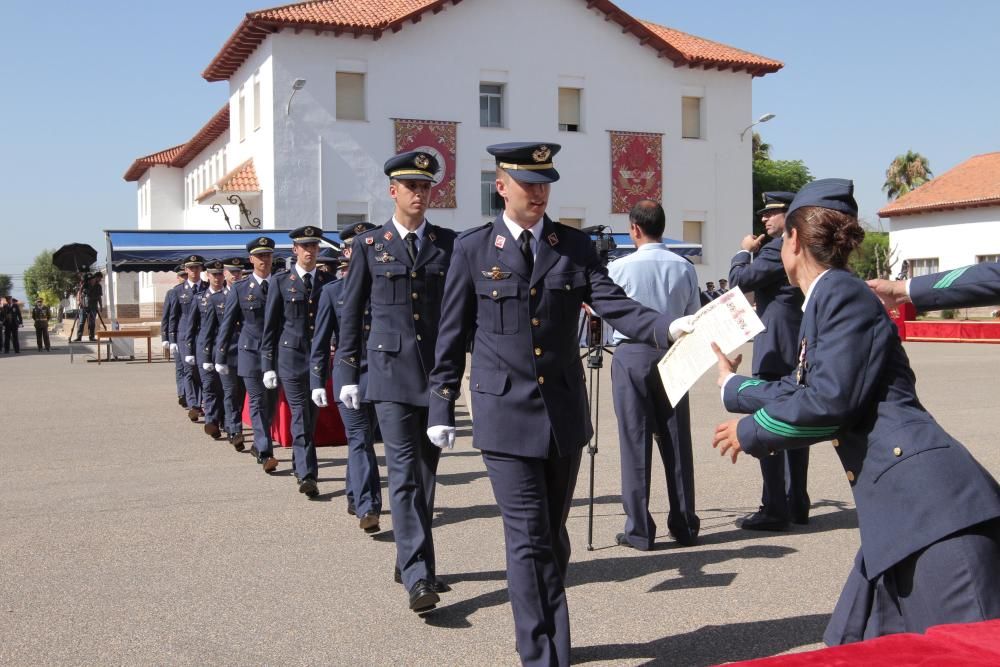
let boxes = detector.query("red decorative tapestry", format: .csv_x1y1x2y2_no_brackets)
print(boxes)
610,131,663,213
393,119,458,208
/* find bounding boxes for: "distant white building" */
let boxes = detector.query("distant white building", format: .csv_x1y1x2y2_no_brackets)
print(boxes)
879,152,1000,283
123,0,781,318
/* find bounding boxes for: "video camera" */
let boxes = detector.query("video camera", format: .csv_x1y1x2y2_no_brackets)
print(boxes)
583,224,617,267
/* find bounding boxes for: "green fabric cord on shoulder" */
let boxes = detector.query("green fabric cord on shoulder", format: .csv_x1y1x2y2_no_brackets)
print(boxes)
932,266,971,290
738,379,766,393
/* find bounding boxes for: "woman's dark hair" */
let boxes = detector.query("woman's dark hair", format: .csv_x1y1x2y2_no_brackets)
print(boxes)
786,206,865,269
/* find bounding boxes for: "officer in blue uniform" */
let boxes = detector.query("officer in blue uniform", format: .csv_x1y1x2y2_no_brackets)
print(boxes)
185,259,227,440
161,265,188,407
712,178,1000,644
262,226,334,498
427,143,682,666
868,261,1000,311
608,199,702,550
217,237,280,472
211,257,248,450
311,222,382,532
335,151,457,614
729,191,810,531
169,255,207,422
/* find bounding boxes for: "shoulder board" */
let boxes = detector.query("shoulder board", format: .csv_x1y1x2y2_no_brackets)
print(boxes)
457,222,492,240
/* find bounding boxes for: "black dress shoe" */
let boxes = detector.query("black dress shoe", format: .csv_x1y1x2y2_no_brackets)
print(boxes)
231,433,245,452
298,477,319,498
408,580,439,613
671,531,699,547
359,512,380,533
204,422,221,439
430,580,451,593
187,408,201,422
740,509,790,532
394,566,402,584
178,396,187,408
262,457,278,473
347,502,356,516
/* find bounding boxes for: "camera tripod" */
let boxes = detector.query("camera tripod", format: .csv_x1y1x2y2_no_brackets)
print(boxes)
580,309,615,551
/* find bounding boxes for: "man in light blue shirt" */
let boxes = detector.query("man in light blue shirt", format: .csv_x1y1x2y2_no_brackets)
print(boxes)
608,199,702,549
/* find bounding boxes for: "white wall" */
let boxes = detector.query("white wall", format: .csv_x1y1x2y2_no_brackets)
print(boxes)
888,206,1000,273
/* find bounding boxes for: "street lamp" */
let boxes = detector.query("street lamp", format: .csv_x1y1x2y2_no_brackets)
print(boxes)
286,78,307,116
740,112,776,141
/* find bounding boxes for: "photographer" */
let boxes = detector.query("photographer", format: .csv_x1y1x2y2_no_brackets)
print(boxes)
608,200,702,549
73,272,103,342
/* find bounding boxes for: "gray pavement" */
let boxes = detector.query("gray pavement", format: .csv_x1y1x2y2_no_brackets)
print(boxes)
1,333,998,666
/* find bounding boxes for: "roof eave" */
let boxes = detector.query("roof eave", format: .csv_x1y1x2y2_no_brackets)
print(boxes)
879,198,1000,218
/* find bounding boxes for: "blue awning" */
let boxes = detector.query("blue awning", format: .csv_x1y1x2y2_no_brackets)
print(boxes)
104,229,342,273
597,233,701,260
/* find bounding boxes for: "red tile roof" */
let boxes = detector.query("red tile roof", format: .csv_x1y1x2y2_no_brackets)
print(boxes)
196,159,260,202
202,0,782,82
123,105,229,182
878,152,1000,218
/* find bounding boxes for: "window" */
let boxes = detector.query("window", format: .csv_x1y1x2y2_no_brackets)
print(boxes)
336,72,365,121
337,214,367,231
480,84,503,128
481,171,503,217
560,218,583,229
682,96,702,139
238,87,246,141
558,88,581,132
907,257,939,277
683,220,703,264
978,254,1000,264
253,78,261,130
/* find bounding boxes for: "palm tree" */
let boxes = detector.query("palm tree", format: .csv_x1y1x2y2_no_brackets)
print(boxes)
752,132,771,162
883,151,932,200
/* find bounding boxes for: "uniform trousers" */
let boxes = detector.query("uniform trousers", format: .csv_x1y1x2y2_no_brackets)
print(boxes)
337,399,382,517
757,372,810,520
279,373,319,481
3,326,19,353
825,518,1000,645
181,357,202,410
612,342,699,549
374,401,439,590
35,326,50,351
173,350,185,398
199,365,224,428
243,373,277,457
218,367,245,436
482,445,582,667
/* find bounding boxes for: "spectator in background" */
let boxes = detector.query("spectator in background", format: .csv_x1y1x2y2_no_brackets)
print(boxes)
3,296,23,353
718,278,729,293
31,298,51,351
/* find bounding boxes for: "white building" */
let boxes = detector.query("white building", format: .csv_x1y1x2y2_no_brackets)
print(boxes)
124,0,781,318
880,151,1000,282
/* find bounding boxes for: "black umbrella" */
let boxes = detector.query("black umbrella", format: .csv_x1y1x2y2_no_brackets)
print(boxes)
52,243,98,273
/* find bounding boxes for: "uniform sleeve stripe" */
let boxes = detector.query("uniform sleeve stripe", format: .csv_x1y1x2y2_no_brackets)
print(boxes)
738,379,766,393
933,266,971,289
753,409,839,438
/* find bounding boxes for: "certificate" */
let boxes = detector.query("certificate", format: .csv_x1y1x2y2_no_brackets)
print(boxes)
658,289,765,407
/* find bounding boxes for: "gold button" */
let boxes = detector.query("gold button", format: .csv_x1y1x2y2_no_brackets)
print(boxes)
564,284,571,290
532,318,540,327
412,292,419,300
534,347,542,357
475,383,480,389
411,272,418,278
385,272,392,277
416,334,422,341
413,313,420,320
377,344,383,349
492,290,498,298
364,325,370,331
832,439,839,447
308,299,313,304
309,325,314,330
530,288,537,296
893,447,902,457
537,376,545,384
846,470,855,482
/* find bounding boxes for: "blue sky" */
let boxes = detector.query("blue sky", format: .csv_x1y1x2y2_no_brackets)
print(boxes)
1,0,997,299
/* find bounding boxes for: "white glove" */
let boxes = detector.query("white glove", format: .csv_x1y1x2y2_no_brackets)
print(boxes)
201,362,213,372
339,384,361,410
215,364,228,375
427,425,456,450
184,355,195,365
311,388,328,408
263,371,278,390
170,343,178,355
668,315,696,342
161,340,170,350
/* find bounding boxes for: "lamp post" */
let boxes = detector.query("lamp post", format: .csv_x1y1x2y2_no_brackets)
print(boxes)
286,78,307,116
740,112,776,141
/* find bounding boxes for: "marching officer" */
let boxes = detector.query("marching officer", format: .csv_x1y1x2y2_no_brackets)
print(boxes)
211,257,248,449
728,191,810,531
31,298,51,351
311,222,382,532
217,237,279,472
426,142,683,666
169,255,207,421
867,261,1000,311
261,226,335,498
162,265,188,407
335,151,457,613
185,259,227,440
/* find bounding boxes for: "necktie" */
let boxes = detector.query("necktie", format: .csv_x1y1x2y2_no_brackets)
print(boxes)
519,230,534,272
303,272,313,297
405,232,418,264
261,279,269,296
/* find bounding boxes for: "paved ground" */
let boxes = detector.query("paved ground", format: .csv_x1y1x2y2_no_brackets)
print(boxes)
1,331,998,666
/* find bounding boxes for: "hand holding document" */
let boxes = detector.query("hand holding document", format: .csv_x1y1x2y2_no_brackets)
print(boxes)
658,290,765,407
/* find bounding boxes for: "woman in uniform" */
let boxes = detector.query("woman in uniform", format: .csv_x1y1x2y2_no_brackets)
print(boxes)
710,178,1000,644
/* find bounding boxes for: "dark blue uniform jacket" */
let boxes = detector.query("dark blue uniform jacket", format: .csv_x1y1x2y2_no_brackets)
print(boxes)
909,261,1000,310
215,276,267,376
261,268,334,378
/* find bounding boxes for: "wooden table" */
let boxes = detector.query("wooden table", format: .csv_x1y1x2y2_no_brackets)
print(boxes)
96,328,153,364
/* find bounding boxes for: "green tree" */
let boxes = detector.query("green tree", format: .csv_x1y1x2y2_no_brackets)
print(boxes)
0,274,11,296
883,150,932,200
23,250,77,304
751,131,771,161
848,231,896,279
752,153,813,235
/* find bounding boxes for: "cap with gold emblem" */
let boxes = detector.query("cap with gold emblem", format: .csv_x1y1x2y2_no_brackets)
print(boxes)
183,254,206,268
339,222,378,245
174,264,187,276
487,142,561,184
289,225,323,244
246,236,276,255
205,259,226,274
384,151,439,182
316,247,344,266
223,257,246,272
756,191,796,216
